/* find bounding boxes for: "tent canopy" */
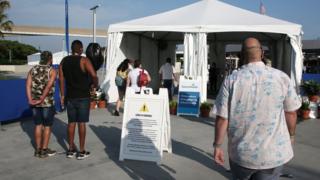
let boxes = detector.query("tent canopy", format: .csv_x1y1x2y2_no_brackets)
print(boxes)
109,0,301,36
102,0,303,102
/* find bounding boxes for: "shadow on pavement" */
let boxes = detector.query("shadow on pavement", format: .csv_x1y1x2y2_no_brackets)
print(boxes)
172,139,230,179
285,164,320,179
179,115,215,127
20,117,69,151
89,124,175,180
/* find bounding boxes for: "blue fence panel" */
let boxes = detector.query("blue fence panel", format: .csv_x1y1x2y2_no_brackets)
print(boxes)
0,79,61,122
302,73,320,83
0,79,31,122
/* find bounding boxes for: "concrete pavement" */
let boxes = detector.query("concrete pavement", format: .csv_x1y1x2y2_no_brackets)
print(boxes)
0,106,319,180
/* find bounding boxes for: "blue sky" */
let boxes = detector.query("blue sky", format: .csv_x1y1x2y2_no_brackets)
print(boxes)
5,0,320,52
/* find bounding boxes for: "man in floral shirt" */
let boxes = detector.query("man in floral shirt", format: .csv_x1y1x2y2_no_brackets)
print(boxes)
213,38,301,180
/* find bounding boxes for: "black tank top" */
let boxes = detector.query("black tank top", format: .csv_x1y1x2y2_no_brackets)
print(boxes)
62,55,90,99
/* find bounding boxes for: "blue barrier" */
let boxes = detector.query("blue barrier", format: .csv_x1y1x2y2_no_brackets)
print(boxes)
302,73,320,83
0,79,61,122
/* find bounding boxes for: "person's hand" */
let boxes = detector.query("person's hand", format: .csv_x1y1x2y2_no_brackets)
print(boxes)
39,95,45,104
213,147,225,166
29,99,41,106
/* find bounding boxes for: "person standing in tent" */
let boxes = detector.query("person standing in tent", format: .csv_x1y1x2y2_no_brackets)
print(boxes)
209,62,218,94
213,38,301,180
159,57,176,100
113,59,130,116
26,51,57,158
127,59,151,93
59,40,98,160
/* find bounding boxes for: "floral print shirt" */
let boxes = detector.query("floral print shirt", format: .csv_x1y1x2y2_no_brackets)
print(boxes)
214,61,301,169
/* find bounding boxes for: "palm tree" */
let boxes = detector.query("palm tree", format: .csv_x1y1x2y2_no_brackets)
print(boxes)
0,0,13,37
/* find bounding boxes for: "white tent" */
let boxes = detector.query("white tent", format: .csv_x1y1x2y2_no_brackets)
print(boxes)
52,51,68,65
27,51,68,65
102,0,303,103
27,52,41,65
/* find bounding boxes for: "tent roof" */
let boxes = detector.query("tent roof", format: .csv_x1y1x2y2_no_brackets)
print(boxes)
108,0,302,36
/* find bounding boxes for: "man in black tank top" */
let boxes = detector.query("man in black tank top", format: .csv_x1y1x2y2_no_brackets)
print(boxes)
59,40,98,160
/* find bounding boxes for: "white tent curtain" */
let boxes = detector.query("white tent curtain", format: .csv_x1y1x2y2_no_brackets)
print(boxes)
101,32,124,103
289,34,303,91
183,33,208,102
197,33,208,102
183,33,196,77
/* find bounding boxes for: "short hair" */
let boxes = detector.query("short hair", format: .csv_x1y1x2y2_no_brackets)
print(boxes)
39,51,52,65
166,57,171,63
134,59,141,68
71,40,83,53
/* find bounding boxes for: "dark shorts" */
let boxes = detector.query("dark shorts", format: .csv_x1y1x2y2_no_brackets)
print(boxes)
32,106,55,127
117,86,126,101
229,160,283,180
66,98,90,123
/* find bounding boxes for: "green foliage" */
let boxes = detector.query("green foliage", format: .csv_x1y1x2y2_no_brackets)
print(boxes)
99,92,106,101
169,100,177,108
0,40,38,65
302,80,320,96
300,100,310,110
200,101,213,110
0,0,13,37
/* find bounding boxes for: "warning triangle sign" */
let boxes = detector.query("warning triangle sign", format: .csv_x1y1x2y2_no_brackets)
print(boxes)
139,103,149,112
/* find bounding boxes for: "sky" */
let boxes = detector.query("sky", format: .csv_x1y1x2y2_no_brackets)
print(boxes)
5,0,320,52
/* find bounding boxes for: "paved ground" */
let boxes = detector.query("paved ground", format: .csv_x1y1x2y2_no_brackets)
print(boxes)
0,105,320,180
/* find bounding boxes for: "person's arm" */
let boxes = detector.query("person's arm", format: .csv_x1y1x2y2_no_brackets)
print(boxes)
126,72,131,87
83,57,98,88
213,115,228,166
39,69,57,103
285,111,297,144
26,71,40,105
146,70,151,83
159,66,163,81
59,62,65,106
172,65,178,81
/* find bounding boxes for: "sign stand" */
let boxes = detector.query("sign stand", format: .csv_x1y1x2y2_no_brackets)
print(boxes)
177,76,201,117
119,87,171,164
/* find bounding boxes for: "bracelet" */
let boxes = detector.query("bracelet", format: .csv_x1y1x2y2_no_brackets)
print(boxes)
213,142,222,148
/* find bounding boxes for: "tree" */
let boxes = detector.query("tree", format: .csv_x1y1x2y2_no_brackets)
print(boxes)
0,0,13,37
0,40,38,65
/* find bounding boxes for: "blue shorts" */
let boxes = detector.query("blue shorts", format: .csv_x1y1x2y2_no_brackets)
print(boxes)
32,106,55,127
66,98,90,123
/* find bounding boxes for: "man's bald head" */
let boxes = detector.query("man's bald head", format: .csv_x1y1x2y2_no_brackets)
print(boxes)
242,37,263,64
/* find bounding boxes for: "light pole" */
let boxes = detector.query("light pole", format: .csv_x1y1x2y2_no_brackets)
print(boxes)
90,4,100,43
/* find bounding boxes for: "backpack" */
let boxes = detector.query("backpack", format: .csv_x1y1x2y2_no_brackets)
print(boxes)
115,75,125,87
137,69,148,87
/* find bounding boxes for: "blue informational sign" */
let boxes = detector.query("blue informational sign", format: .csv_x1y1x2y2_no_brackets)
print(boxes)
177,91,200,116
177,76,201,117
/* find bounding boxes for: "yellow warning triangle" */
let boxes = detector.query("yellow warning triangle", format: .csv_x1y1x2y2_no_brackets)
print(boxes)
139,103,149,112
